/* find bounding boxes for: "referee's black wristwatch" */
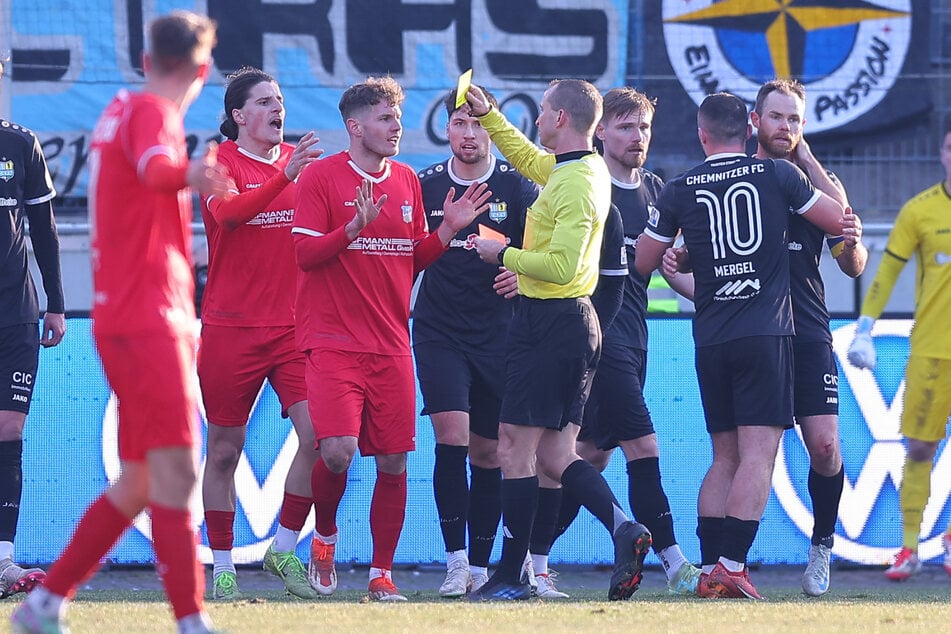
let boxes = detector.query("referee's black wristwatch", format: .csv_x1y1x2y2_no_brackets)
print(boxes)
497,245,509,266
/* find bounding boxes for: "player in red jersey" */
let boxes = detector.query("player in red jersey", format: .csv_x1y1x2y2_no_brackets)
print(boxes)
199,67,323,601
12,11,233,634
292,76,492,601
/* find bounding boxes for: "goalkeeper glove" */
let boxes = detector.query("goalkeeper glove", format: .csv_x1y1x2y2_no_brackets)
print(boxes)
847,315,876,369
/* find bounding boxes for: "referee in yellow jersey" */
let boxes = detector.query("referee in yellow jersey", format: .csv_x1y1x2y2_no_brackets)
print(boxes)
467,80,650,602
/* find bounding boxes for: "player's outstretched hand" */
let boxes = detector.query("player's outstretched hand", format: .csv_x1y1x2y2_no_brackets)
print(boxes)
346,178,386,238
441,181,492,233
188,141,235,200
847,316,876,369
494,268,518,299
285,131,323,181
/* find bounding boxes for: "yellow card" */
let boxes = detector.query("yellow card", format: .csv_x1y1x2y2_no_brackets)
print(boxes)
479,223,505,243
455,69,473,108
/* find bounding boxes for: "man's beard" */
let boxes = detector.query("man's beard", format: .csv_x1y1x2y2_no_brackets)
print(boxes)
454,151,488,165
614,149,646,170
761,136,796,160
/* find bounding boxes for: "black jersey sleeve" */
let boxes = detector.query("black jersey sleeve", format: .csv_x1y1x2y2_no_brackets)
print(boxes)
645,181,680,242
774,159,819,214
591,204,625,331
26,200,65,314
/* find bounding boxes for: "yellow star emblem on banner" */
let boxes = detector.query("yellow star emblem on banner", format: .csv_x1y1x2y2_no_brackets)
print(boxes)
665,0,909,78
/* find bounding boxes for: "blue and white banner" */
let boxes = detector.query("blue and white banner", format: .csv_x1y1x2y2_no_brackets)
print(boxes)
20,318,949,567
7,0,630,200
6,1,935,202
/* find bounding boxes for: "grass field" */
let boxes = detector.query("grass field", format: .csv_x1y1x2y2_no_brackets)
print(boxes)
2,566,950,633
6,595,951,633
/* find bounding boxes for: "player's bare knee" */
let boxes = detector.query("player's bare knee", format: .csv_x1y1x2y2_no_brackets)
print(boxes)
375,452,407,475
497,442,534,477
710,451,740,474
469,452,499,470
536,448,574,482
204,440,242,474
538,462,568,484
0,411,26,441
108,469,150,513
468,435,498,468
584,452,610,472
153,473,197,507
575,442,596,464
321,450,354,474
808,439,841,475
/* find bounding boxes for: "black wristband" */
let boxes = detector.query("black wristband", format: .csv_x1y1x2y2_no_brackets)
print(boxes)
497,245,509,266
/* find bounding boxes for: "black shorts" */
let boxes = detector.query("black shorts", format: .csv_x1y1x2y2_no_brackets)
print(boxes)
0,323,40,414
414,339,505,440
499,297,600,431
578,346,654,450
696,335,794,433
793,340,839,419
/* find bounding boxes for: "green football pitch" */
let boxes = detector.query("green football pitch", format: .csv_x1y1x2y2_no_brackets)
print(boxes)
2,565,950,633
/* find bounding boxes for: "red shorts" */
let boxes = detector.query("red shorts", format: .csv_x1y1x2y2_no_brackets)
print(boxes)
305,348,416,456
95,332,198,461
197,324,306,425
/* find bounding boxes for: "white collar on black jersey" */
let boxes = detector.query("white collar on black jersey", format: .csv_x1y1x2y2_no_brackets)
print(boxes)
611,169,643,190
447,154,496,185
236,144,281,165
347,157,391,183
704,152,747,162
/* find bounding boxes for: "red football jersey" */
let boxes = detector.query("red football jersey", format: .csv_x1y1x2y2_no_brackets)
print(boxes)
200,140,297,326
293,151,427,355
88,90,194,336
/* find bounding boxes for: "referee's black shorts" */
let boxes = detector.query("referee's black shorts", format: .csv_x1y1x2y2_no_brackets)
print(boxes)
696,334,794,434
499,296,600,431
0,323,40,414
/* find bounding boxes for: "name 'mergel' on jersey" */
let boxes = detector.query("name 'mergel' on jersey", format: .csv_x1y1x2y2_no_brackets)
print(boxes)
645,153,820,347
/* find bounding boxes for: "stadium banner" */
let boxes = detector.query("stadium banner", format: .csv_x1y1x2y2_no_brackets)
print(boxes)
7,0,631,200
20,318,948,568
643,0,932,154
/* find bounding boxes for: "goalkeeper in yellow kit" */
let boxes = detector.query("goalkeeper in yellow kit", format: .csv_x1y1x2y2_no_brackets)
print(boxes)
848,125,951,580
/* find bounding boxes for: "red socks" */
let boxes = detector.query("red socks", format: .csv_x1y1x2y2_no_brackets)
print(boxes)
279,492,312,531
150,504,203,620
369,470,407,570
311,459,347,537
43,495,132,599
203,510,234,551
